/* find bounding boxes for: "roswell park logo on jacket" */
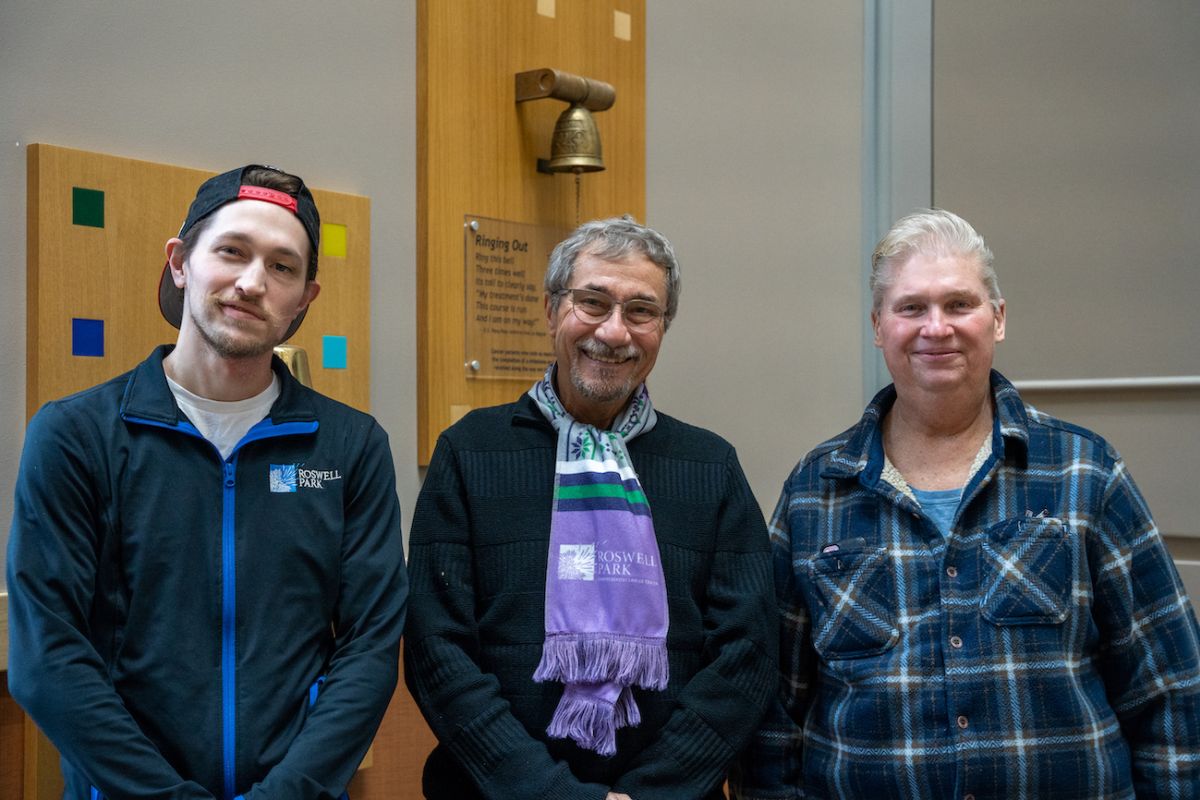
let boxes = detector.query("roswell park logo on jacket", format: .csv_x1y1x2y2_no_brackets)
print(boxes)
269,464,344,493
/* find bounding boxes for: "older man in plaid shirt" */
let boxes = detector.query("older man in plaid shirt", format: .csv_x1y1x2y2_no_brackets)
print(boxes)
733,209,1200,799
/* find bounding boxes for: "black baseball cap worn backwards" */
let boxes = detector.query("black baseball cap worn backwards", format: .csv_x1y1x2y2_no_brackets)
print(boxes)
158,164,321,341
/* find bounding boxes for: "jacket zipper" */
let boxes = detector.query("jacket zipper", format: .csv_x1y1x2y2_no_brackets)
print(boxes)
222,458,238,800
124,414,317,799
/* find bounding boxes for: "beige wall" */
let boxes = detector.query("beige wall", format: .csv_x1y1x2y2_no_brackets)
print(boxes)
931,0,1200,590
0,2,1194,597
645,2,866,512
0,2,868,587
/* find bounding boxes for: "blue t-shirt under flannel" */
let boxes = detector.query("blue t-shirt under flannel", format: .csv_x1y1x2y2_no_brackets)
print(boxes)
911,486,962,538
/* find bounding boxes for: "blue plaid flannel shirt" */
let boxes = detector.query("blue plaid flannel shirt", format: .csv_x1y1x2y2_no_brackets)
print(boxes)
731,371,1200,799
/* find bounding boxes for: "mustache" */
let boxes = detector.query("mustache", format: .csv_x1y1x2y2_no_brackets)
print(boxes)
579,339,639,361
215,296,266,318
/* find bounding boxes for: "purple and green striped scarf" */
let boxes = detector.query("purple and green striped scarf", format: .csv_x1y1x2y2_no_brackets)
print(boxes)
529,366,669,756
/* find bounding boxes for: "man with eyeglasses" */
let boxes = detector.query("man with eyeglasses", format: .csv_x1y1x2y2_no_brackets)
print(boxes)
405,216,778,800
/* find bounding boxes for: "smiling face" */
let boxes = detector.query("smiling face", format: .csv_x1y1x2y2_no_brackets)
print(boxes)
547,249,668,428
166,199,320,361
872,252,1005,399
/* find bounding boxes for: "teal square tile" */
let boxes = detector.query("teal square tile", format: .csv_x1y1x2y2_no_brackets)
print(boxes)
322,335,348,369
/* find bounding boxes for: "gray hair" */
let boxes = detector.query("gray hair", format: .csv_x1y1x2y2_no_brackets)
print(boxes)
545,215,681,328
870,208,1001,313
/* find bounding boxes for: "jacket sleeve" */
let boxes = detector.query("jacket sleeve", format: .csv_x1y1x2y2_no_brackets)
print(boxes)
241,420,408,800
6,402,216,799
611,448,779,800
403,434,611,800
729,478,813,800
1089,455,1200,799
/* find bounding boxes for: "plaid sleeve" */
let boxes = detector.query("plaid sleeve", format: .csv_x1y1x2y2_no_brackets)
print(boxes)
730,482,812,799
1089,455,1200,798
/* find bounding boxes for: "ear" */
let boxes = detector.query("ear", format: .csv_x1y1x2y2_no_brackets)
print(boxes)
297,280,321,314
545,292,558,335
165,238,187,289
993,299,1006,343
871,310,883,347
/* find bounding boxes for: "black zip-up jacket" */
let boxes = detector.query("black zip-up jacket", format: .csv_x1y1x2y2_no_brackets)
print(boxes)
7,345,407,799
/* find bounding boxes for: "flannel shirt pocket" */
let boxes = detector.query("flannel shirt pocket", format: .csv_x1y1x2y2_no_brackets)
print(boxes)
980,516,1073,625
805,542,899,659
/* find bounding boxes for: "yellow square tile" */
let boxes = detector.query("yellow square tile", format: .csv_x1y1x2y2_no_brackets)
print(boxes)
322,223,347,258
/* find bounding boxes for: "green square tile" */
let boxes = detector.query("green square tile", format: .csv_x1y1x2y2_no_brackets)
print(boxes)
72,187,105,228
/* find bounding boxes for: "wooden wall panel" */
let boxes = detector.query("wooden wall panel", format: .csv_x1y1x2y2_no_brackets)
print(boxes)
27,144,371,419
1,682,25,798
417,0,647,462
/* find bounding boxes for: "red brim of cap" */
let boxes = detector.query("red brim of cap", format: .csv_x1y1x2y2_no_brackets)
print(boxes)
157,262,307,342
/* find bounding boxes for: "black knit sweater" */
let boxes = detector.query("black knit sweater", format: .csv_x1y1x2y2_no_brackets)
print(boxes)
404,394,778,799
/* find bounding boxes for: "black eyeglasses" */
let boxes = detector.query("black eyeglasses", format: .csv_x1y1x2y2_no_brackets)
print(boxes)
557,288,666,333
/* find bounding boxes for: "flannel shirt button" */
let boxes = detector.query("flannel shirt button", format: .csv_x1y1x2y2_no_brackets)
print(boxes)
946,565,958,578
950,635,963,648
957,715,969,729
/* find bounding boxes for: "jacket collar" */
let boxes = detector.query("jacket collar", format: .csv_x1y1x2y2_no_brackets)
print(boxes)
120,344,317,425
821,369,1030,482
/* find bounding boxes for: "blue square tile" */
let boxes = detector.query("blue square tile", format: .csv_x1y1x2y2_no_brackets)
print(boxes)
72,318,104,357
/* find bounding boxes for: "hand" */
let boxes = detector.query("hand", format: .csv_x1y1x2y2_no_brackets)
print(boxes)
606,794,633,800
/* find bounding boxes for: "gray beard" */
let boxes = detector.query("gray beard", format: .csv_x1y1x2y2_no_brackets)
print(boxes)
569,340,641,404
569,362,636,405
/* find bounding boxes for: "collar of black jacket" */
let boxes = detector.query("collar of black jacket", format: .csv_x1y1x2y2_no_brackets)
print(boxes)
120,344,318,426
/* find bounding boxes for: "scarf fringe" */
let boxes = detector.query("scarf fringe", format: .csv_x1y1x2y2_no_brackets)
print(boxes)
614,686,641,727
547,688,647,756
534,635,669,689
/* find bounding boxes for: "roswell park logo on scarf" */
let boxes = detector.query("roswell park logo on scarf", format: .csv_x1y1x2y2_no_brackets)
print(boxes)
558,544,660,582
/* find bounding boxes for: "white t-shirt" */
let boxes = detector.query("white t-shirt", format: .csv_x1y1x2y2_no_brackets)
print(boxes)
165,373,281,461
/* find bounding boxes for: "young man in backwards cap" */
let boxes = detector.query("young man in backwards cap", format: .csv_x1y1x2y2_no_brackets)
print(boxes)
7,165,407,799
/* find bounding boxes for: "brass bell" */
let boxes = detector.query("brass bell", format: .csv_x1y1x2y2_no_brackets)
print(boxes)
546,104,604,173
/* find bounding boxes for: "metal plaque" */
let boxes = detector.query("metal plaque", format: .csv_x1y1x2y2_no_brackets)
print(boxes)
463,215,568,380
